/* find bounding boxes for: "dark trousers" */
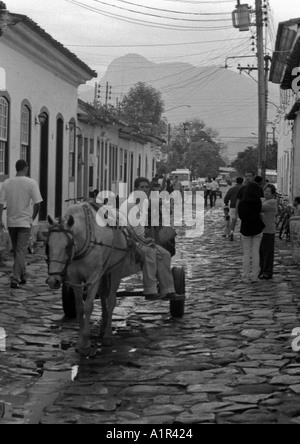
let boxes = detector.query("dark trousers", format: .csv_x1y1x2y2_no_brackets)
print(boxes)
204,191,213,208
260,233,275,278
211,191,217,207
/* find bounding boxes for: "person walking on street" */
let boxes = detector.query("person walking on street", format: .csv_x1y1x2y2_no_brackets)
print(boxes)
222,206,231,238
259,184,278,280
238,182,265,284
236,171,264,205
224,177,244,241
173,176,183,193
204,176,212,208
211,177,219,207
0,160,43,289
166,178,174,194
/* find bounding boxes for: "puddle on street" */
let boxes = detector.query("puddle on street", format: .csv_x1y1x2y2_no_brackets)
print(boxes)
1,366,78,424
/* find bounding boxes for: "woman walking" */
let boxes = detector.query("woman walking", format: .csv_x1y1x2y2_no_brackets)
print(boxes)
238,183,265,283
260,184,278,280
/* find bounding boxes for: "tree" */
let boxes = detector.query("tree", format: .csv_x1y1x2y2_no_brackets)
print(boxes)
120,82,167,137
266,142,278,170
231,143,278,176
231,146,258,176
168,119,226,178
156,162,169,177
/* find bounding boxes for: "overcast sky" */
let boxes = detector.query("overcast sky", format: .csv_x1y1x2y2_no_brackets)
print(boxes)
5,0,300,82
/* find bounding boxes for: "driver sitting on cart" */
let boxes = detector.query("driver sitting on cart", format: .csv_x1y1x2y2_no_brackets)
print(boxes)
119,177,177,302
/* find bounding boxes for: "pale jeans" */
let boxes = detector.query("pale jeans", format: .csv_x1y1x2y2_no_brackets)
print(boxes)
139,244,175,295
241,234,263,281
8,227,31,284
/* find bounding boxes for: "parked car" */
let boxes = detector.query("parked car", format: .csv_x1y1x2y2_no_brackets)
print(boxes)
219,180,228,187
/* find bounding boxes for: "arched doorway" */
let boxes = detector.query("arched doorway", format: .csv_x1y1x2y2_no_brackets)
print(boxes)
55,118,64,218
39,112,49,220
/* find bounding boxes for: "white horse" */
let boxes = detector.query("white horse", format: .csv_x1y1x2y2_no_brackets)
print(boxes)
46,203,130,357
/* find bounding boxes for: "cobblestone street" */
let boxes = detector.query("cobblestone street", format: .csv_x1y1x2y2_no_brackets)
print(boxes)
1,203,300,424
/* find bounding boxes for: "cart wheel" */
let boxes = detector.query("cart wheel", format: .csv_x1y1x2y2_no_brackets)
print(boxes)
62,283,77,319
170,267,186,318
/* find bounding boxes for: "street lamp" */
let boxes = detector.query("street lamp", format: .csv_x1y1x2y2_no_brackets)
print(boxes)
164,105,191,113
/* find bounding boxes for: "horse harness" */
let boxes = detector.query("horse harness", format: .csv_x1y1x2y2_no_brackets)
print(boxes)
46,203,134,283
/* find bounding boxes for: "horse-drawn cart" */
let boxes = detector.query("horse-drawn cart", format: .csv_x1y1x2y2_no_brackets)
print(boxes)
62,265,186,320
47,202,186,356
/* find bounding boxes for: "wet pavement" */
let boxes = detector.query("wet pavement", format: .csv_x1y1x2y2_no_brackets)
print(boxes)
1,202,300,424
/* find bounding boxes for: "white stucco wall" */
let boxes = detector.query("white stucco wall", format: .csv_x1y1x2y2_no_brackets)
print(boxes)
0,40,80,218
293,115,300,197
277,118,293,196
77,119,157,200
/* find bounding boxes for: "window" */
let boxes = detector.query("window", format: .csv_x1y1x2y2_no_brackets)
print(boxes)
21,105,30,163
69,123,76,179
111,145,118,182
119,148,123,181
145,155,148,178
124,150,128,183
97,139,100,189
137,154,142,177
130,152,134,193
90,138,94,155
104,142,108,189
0,68,6,91
100,140,104,190
0,97,8,176
152,158,156,178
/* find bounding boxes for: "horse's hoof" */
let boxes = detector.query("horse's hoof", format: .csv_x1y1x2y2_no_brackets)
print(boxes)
75,346,97,358
102,337,113,347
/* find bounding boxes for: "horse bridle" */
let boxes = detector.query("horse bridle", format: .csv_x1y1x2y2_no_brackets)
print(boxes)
46,224,75,277
46,206,134,284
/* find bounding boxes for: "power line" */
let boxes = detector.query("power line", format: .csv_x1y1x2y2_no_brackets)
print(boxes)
67,37,248,48
91,0,232,21
65,0,233,31
162,0,234,3
113,0,232,16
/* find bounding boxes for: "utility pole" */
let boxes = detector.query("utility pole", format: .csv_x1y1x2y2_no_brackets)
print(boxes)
93,82,102,108
105,82,112,107
256,0,267,183
232,0,268,183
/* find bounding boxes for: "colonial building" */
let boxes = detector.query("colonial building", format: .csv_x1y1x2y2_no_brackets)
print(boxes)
0,4,96,220
0,3,159,225
76,100,158,201
270,18,300,198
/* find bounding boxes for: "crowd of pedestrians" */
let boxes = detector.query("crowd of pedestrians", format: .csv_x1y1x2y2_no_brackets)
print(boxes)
223,170,300,284
1,160,299,292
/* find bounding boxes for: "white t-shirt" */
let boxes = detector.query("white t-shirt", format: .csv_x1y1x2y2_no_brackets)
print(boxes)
211,181,219,191
0,177,43,228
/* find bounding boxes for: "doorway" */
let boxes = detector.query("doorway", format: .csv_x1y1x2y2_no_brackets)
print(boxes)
77,136,83,198
55,118,64,218
39,113,49,220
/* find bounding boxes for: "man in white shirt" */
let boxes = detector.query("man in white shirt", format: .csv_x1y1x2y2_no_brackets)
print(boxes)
119,177,176,301
173,176,183,193
0,160,43,289
210,178,219,207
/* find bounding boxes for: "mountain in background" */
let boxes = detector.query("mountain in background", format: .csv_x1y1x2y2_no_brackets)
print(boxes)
78,53,279,162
